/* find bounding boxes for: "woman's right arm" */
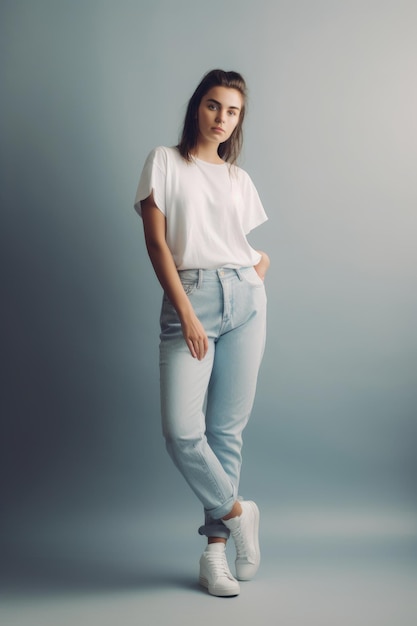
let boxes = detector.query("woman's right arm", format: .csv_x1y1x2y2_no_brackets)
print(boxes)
141,193,209,360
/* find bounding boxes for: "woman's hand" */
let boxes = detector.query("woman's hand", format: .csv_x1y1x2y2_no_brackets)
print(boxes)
180,309,209,360
254,250,270,281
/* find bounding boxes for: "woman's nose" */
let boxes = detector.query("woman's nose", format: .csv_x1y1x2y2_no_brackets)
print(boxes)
215,109,226,123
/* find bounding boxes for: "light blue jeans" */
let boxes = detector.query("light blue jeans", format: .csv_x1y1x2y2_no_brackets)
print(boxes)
159,267,267,539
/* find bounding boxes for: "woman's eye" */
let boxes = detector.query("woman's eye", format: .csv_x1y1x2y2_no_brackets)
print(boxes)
208,104,217,110
228,110,237,116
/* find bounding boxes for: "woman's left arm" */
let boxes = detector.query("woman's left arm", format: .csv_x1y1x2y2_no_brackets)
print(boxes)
254,250,270,281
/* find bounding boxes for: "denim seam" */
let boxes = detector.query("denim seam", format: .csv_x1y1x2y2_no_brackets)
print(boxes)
192,441,235,518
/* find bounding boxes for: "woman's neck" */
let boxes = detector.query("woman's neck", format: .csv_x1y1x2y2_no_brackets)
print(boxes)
192,142,224,164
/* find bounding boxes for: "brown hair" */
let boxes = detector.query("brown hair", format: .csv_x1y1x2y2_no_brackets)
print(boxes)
177,69,247,165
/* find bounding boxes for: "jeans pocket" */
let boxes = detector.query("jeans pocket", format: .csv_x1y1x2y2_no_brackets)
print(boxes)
181,280,198,296
241,266,265,287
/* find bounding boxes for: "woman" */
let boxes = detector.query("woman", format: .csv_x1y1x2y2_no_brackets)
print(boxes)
134,69,269,597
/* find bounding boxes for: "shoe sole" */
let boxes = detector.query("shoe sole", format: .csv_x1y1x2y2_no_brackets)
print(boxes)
199,576,240,597
236,500,260,581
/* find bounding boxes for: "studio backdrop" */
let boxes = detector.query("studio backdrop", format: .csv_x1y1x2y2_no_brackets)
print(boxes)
2,0,416,547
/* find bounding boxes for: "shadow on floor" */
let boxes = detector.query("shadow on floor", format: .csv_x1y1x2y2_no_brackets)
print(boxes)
1,547,202,595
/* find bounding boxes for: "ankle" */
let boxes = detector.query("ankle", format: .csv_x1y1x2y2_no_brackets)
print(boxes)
222,501,242,521
208,537,227,546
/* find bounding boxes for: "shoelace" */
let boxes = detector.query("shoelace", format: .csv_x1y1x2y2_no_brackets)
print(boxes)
205,551,234,579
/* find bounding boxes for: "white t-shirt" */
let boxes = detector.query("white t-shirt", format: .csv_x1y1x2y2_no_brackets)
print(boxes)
134,146,268,270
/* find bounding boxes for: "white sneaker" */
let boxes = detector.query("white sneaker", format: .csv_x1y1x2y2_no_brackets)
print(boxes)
222,500,260,580
199,543,240,597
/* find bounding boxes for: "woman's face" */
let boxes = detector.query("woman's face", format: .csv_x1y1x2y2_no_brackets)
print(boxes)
196,86,242,147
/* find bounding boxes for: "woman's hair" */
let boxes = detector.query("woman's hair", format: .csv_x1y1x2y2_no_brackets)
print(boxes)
177,69,247,165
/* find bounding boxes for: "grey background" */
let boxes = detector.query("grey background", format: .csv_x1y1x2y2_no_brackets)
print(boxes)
1,1,416,624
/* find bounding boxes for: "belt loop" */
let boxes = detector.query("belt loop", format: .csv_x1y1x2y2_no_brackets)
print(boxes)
197,269,203,288
235,268,243,280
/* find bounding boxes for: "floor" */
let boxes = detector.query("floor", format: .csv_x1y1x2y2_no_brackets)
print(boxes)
1,507,416,626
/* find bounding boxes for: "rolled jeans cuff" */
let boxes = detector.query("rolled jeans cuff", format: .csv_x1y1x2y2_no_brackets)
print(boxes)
198,523,230,540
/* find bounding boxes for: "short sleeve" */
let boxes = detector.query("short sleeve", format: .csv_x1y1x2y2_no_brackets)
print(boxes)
237,169,268,234
133,146,167,217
